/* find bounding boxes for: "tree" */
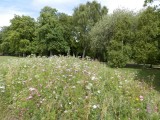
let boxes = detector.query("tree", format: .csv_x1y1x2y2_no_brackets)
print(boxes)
19,39,30,57
72,1,108,58
90,9,136,67
0,26,10,55
89,15,112,61
144,0,160,6
35,6,69,56
6,15,35,56
58,13,73,55
133,7,160,66
7,30,20,55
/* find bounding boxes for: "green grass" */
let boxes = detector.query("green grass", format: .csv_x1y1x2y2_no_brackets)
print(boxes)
0,56,17,63
0,56,160,120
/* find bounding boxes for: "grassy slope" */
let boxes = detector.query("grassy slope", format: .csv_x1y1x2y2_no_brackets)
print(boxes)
0,56,17,63
0,56,160,120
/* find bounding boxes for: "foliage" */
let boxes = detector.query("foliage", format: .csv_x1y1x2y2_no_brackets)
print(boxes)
72,1,108,57
89,15,111,61
0,26,11,54
133,7,160,65
35,6,69,56
58,13,73,54
0,1,160,67
144,0,160,7
90,9,135,67
0,15,35,56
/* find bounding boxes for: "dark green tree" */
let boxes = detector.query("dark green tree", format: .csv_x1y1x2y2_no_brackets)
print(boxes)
72,1,108,58
35,6,69,56
0,26,11,55
58,13,73,55
6,15,35,56
133,7,160,66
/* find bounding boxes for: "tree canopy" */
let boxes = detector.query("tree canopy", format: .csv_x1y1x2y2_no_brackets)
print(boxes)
0,0,160,67
72,1,108,57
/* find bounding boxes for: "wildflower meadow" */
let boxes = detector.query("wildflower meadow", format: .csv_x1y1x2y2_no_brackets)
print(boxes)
0,56,160,120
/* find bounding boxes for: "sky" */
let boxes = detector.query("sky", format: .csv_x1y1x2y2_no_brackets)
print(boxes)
0,0,146,27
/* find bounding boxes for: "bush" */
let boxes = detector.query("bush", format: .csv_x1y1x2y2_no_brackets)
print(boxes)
108,50,128,67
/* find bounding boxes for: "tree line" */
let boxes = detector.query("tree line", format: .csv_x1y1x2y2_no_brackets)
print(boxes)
0,0,160,67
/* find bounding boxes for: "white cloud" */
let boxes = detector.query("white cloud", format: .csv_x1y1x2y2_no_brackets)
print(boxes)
32,0,82,15
32,0,145,14
32,0,78,5
0,7,34,27
0,0,145,27
99,0,144,13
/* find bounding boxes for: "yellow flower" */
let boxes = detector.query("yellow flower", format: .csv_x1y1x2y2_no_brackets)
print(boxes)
136,97,139,101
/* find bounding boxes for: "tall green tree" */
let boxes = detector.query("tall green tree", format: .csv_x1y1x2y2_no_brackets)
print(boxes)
35,6,69,56
89,15,112,61
133,7,160,66
58,13,73,55
0,26,11,55
90,9,136,67
72,1,108,58
6,15,35,56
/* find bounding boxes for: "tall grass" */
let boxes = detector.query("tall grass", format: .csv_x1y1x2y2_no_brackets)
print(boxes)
0,56,160,120
0,56,17,63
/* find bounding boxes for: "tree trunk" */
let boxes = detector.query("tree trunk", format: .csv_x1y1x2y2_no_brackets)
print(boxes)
50,50,53,57
67,48,70,56
23,53,26,57
82,47,86,58
76,52,79,57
